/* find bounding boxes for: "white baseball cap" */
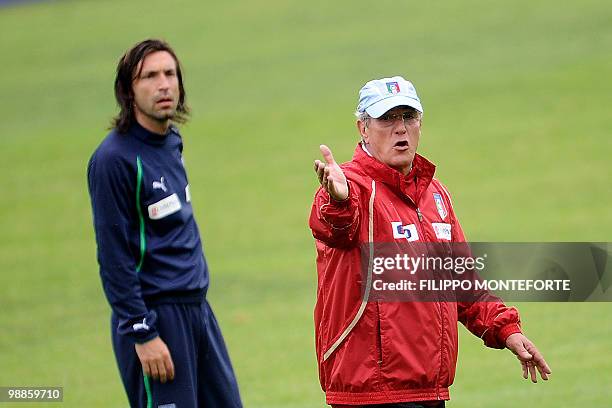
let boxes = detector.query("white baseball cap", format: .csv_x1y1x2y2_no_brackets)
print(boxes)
356,76,423,118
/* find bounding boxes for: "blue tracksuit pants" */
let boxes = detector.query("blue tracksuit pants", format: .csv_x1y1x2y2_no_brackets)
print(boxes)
111,299,243,408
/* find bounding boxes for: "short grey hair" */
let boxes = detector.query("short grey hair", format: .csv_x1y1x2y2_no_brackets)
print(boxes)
355,110,369,120
355,110,371,128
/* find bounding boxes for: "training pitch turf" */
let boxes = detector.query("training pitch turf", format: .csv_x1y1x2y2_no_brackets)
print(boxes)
1,0,611,406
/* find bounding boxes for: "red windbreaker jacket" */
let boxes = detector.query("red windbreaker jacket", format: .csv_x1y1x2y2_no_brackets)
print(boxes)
309,144,522,405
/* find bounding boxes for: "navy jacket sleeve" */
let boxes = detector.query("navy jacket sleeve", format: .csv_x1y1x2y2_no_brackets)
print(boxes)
87,150,158,343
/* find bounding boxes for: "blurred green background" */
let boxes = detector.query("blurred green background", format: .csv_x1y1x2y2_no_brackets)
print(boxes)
1,0,611,406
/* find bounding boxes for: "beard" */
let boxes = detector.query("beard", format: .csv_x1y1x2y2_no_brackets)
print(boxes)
137,101,177,123
151,110,176,121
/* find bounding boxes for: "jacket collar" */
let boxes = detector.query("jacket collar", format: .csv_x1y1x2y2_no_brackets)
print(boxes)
130,121,179,146
353,143,436,205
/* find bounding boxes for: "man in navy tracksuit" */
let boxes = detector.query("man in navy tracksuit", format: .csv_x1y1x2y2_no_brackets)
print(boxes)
87,39,243,408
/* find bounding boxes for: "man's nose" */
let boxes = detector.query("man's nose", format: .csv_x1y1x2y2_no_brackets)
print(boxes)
392,119,407,134
158,74,171,90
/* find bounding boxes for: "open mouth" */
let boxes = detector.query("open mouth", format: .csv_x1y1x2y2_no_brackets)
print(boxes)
156,98,173,105
393,140,409,149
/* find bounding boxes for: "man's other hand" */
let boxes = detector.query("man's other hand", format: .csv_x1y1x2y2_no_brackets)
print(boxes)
506,333,551,383
135,336,175,383
314,145,349,201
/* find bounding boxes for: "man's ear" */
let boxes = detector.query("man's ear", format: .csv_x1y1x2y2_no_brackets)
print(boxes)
357,120,368,142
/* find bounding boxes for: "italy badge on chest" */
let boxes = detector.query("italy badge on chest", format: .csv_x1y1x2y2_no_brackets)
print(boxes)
433,193,448,220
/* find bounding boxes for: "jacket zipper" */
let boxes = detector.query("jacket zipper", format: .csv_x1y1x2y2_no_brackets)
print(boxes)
415,206,443,399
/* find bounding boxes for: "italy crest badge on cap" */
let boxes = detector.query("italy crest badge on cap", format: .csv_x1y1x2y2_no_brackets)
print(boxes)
386,81,401,94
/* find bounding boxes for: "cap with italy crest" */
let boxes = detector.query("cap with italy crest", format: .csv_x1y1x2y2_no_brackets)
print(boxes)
357,76,423,118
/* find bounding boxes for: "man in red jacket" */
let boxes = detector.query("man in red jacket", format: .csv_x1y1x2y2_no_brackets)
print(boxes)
309,76,551,407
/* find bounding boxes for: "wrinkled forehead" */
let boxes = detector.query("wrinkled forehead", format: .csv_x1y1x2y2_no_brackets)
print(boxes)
133,50,177,78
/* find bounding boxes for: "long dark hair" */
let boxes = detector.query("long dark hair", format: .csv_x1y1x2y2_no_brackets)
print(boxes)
112,39,189,133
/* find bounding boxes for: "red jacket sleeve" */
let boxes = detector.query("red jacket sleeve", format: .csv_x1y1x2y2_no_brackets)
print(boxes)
309,180,361,248
439,182,523,349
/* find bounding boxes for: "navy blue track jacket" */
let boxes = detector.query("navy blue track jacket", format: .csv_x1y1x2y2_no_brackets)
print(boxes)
87,122,209,342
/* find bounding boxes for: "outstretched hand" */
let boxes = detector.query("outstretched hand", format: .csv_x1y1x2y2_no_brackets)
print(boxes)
314,145,349,201
505,333,551,383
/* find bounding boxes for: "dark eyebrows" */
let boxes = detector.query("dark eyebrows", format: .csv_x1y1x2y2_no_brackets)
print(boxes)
137,67,176,79
140,69,157,78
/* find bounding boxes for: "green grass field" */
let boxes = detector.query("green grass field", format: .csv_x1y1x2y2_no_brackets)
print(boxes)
1,0,611,406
